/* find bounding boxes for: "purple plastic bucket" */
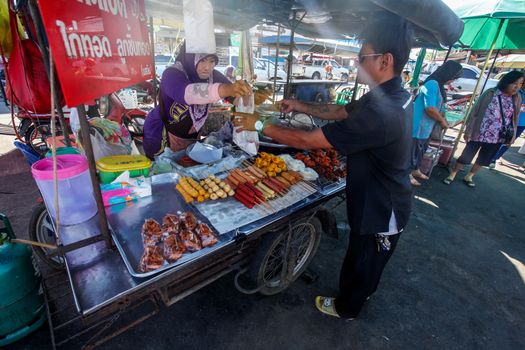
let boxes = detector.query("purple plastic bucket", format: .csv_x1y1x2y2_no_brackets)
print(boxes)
31,155,98,225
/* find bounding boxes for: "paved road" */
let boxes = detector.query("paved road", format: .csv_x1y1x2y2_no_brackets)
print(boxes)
2,137,524,350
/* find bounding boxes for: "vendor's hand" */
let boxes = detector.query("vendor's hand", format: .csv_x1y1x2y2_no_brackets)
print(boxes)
280,99,305,114
232,112,260,132
440,120,449,129
220,80,252,98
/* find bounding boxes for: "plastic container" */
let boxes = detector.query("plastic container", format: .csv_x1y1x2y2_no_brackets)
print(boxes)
31,155,98,225
45,146,80,158
96,155,151,184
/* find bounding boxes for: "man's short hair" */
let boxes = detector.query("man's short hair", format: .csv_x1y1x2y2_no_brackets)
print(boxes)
359,13,413,75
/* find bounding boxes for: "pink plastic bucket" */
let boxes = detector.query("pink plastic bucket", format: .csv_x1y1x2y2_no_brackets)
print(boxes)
31,155,98,225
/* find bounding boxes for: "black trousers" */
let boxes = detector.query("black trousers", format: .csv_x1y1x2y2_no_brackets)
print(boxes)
334,231,401,319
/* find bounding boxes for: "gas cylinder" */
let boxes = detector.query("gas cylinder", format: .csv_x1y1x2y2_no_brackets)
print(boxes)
0,213,46,346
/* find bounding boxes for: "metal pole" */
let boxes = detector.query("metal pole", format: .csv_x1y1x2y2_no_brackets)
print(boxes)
272,23,281,103
451,20,504,160
27,0,72,146
480,49,500,94
149,16,157,107
443,45,453,62
76,105,112,249
284,12,296,99
285,10,306,99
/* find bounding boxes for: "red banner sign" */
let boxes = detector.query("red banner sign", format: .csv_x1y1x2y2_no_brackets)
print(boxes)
37,0,153,107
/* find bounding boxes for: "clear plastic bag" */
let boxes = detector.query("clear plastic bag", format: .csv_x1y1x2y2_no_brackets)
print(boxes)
183,0,216,54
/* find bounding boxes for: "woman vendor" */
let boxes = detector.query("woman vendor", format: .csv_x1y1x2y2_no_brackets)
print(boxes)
143,45,252,159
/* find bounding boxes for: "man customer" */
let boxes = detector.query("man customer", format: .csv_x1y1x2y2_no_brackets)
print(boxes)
233,14,414,319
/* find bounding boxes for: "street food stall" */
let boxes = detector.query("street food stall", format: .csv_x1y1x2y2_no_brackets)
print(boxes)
0,0,463,348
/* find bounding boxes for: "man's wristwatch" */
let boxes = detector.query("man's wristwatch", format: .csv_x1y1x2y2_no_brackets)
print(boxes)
255,120,264,133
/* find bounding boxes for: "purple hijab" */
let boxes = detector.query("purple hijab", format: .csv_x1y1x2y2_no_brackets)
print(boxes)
143,46,230,158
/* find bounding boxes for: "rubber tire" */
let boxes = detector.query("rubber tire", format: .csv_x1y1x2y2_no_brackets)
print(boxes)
341,73,349,82
312,72,321,80
24,124,49,156
28,202,64,270
314,92,325,103
246,217,322,296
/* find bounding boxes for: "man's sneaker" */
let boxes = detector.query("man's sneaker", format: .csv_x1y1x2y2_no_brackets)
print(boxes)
315,296,355,320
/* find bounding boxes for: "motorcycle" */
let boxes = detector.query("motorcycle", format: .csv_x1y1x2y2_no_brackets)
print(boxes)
17,87,150,155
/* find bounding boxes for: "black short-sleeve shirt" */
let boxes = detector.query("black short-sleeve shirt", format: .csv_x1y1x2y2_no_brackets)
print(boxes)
322,77,413,235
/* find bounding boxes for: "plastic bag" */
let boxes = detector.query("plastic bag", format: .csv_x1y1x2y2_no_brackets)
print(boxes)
183,0,216,54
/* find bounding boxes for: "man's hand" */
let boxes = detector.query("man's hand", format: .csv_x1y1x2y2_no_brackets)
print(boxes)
440,119,449,129
232,112,260,132
220,80,252,98
280,99,307,114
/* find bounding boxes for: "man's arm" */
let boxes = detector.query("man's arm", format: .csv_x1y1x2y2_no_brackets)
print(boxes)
263,126,333,150
281,99,347,121
424,107,448,127
306,104,348,121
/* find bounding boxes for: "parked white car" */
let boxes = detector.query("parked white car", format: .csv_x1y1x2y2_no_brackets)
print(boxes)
295,59,350,81
254,58,287,82
420,63,498,93
216,58,288,83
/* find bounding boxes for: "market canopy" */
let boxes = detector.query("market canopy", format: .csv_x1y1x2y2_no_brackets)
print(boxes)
145,0,463,48
495,54,525,68
455,0,525,50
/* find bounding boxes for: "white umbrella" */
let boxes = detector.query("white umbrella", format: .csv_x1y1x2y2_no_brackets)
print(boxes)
495,54,525,69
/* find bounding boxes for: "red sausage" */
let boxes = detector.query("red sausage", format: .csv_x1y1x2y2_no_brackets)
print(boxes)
234,192,255,209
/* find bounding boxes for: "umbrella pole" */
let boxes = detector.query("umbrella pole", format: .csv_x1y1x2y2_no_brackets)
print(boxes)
285,10,306,99
451,20,504,162
480,49,500,94
149,16,157,107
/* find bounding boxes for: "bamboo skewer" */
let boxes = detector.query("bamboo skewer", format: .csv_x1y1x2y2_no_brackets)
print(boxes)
11,238,57,250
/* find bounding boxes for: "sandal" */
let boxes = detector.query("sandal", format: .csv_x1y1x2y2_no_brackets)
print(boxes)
315,296,340,318
410,175,421,186
463,178,476,188
443,177,454,185
413,170,429,180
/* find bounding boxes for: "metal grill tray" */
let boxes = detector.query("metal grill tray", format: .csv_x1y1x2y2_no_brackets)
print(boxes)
106,173,233,278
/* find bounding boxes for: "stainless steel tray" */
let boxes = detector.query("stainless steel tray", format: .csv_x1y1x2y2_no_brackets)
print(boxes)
106,173,232,278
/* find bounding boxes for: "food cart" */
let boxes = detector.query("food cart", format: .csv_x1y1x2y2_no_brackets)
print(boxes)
5,0,463,348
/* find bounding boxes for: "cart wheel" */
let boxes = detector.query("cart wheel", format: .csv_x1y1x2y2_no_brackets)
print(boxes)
28,202,64,270
247,217,322,295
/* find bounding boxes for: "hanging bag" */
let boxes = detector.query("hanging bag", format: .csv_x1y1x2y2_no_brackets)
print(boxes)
0,8,58,113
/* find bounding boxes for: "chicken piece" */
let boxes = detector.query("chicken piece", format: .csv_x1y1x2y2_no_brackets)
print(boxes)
162,214,181,234
141,219,162,246
163,234,186,262
139,246,164,272
179,229,202,252
195,223,218,248
180,211,197,231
